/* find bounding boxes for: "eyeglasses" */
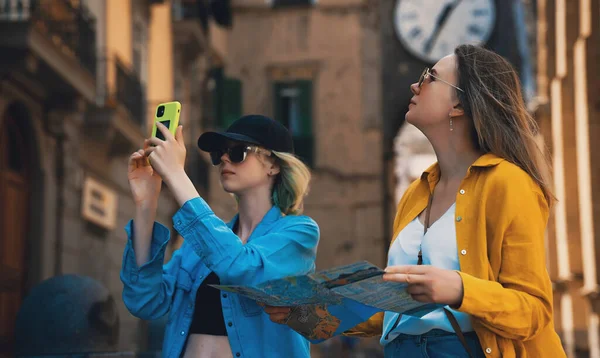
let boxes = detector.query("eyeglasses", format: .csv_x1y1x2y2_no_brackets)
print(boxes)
209,145,272,166
418,67,464,92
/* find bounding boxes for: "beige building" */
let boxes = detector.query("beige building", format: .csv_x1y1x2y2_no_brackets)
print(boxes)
536,0,600,356
0,0,210,354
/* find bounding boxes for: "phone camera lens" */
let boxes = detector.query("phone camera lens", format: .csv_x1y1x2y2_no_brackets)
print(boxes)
157,105,165,117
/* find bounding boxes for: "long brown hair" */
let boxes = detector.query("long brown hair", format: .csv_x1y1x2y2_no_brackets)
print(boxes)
454,44,556,206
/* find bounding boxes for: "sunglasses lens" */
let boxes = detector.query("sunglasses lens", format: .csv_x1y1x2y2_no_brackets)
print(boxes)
229,146,247,163
210,150,223,166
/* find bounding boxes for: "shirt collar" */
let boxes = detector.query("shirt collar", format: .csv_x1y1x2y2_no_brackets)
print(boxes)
421,153,504,182
471,153,505,168
227,205,283,231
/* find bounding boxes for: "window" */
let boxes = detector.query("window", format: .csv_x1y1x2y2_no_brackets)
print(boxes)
131,7,148,85
273,81,313,166
211,68,243,130
219,78,242,129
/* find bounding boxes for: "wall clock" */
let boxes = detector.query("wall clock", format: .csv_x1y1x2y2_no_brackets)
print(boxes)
394,0,496,64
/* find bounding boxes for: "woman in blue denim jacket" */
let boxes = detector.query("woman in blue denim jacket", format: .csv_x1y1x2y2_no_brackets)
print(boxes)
121,114,320,358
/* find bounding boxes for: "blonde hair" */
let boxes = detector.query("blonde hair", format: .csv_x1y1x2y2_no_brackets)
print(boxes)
271,151,311,215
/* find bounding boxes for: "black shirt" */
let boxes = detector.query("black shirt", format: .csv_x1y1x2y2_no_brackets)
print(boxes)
188,271,228,336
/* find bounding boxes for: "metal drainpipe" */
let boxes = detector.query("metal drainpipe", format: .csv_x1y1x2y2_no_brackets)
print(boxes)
53,131,65,276
382,147,392,263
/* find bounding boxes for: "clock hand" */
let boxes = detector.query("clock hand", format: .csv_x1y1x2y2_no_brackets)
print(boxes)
423,0,463,55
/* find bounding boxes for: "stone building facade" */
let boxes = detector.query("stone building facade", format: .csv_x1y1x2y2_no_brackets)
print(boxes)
535,0,600,356
0,0,212,354
4,0,588,356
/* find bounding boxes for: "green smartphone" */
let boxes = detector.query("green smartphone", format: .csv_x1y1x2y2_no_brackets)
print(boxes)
151,101,181,140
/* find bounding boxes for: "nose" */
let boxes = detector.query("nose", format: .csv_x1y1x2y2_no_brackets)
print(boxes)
410,82,420,95
220,152,231,164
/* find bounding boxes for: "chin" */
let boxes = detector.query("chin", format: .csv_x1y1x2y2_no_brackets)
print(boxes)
220,179,237,194
222,181,251,196
405,111,416,125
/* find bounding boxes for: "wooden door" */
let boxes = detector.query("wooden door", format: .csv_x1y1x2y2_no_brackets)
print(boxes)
0,114,30,355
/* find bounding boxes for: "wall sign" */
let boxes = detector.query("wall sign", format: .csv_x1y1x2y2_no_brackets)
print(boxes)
81,176,118,230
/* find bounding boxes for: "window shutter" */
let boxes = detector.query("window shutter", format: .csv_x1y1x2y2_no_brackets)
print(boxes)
294,80,313,166
273,80,314,166
273,82,285,126
219,77,242,129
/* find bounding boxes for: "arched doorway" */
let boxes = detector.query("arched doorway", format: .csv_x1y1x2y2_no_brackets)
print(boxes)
0,104,32,355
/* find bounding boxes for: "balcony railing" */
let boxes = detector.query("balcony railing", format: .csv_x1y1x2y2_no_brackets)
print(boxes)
115,58,145,127
272,0,313,8
0,0,97,76
172,0,209,31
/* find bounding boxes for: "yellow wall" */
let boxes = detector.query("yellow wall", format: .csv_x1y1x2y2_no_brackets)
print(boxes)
147,1,174,128
106,0,133,95
104,0,174,129
106,0,132,64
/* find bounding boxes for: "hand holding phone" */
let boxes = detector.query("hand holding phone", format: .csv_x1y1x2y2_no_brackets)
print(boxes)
151,101,181,141
145,101,186,183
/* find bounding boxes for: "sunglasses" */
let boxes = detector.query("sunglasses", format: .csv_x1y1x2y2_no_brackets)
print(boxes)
209,145,272,166
418,67,464,92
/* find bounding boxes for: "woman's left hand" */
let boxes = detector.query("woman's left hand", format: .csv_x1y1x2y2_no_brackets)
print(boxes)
383,265,464,307
144,122,186,181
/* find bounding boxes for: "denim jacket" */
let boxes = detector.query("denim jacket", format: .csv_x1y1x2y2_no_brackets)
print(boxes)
120,197,320,357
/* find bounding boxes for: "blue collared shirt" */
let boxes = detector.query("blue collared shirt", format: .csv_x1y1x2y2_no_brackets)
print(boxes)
120,197,320,357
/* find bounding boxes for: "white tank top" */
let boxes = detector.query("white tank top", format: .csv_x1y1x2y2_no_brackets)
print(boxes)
381,203,474,345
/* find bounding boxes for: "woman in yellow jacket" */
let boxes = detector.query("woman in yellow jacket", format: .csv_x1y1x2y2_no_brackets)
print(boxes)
267,45,566,357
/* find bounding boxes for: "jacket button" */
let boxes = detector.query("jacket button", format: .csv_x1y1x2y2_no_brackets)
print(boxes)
461,249,467,255
223,293,228,298
228,322,233,327
180,331,185,336
131,273,139,283
456,216,462,222
236,354,241,357
485,348,492,354
459,189,465,194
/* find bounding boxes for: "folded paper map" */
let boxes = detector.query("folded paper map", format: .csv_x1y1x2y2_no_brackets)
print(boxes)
211,261,440,343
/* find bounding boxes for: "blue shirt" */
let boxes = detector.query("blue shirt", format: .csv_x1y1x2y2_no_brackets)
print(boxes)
120,197,320,357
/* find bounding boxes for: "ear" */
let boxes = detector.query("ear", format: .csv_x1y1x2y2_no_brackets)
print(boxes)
449,103,464,118
268,161,281,176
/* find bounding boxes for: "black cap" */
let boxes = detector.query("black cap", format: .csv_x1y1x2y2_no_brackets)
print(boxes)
198,114,294,153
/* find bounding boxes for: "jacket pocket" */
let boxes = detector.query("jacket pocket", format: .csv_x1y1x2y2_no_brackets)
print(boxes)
168,269,194,323
175,268,193,292
238,295,263,317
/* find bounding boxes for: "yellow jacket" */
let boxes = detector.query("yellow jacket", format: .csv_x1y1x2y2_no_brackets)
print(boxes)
346,154,565,357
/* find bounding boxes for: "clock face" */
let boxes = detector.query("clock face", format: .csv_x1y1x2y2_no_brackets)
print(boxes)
394,0,496,64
